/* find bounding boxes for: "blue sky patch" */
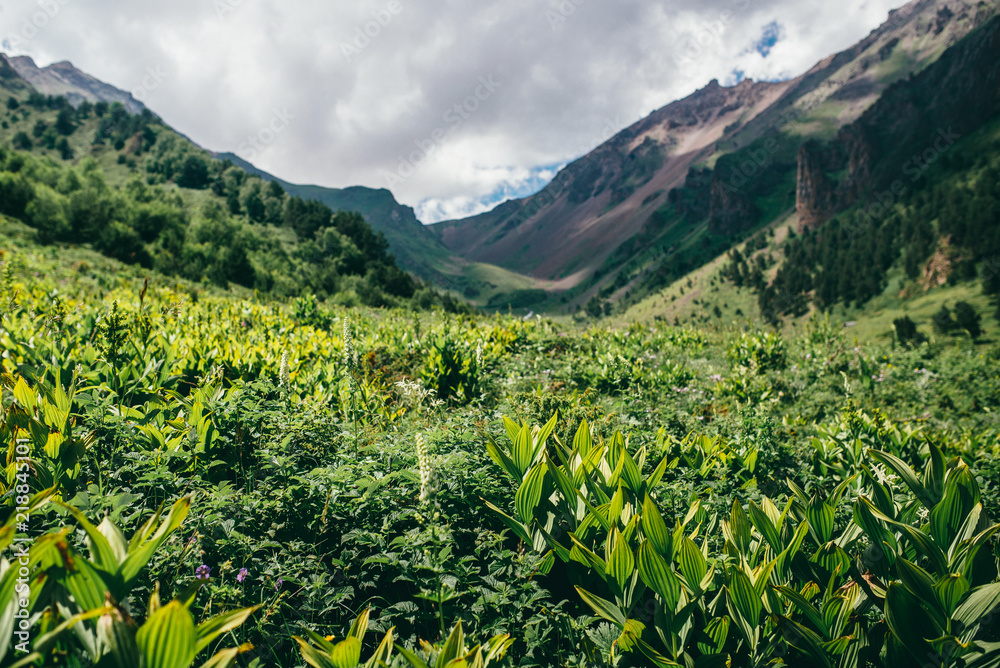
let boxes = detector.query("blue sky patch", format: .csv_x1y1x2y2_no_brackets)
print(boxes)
754,21,782,57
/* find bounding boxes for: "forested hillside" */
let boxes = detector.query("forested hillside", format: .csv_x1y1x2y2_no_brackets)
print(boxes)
0,63,463,311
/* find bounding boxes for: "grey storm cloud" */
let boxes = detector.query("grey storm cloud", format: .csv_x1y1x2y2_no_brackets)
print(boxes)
1,0,906,222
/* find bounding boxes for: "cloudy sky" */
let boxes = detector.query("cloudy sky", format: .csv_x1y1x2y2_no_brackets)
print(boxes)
1,0,906,222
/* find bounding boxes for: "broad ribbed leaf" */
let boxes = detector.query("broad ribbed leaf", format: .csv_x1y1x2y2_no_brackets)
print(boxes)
485,437,520,482
642,495,672,557
936,574,970,616
501,416,520,444
748,501,782,553
620,449,643,493
884,583,940,659
196,606,260,653
727,568,761,625
121,496,191,589
438,622,465,665
728,500,751,555
896,558,946,628
573,419,592,456
514,463,547,524
902,525,949,575
954,583,1000,628
806,498,835,544
606,531,635,589
638,542,681,610
869,449,934,507
679,537,707,589
329,638,362,668
575,586,627,628
482,499,532,545
775,616,833,668
292,636,336,668
135,601,196,668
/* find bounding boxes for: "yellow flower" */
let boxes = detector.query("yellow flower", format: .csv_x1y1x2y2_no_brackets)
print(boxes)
325,635,335,642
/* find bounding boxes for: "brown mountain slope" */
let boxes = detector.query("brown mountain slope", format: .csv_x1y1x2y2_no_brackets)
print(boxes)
430,0,998,294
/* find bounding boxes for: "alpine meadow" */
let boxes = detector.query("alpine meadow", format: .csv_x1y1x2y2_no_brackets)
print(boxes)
3,0,1000,667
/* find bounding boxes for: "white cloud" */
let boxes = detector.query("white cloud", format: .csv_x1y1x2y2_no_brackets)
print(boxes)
0,0,907,222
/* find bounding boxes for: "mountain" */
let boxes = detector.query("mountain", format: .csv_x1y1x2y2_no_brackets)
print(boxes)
430,0,1000,313
0,52,541,305
213,151,544,304
1,54,147,114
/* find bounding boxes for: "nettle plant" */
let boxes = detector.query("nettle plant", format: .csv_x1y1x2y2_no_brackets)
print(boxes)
485,415,1000,667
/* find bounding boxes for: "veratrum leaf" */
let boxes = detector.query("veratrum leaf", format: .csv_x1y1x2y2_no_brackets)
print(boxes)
135,600,196,668
514,462,547,524
954,583,1000,628
727,568,761,625
574,586,627,628
679,537,707,589
642,495,672,557
637,542,681,610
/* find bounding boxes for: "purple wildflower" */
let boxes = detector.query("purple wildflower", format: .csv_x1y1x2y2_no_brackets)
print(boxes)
196,565,211,580
275,578,283,590
237,568,248,583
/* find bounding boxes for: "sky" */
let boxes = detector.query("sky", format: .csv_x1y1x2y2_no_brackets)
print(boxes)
0,0,907,223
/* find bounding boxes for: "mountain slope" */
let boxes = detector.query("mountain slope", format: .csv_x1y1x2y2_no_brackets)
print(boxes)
2,54,146,114
0,52,542,306
430,0,999,314
215,151,545,304
623,10,1000,338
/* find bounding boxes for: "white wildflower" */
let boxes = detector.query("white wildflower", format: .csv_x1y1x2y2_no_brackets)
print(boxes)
475,342,484,369
279,351,290,386
416,434,432,503
396,378,434,409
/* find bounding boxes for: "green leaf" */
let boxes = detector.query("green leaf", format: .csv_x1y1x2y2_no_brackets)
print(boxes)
728,500,751,555
619,449,643,493
195,605,259,654
394,644,430,668
514,462,547,525
121,496,192,589
806,498,835,544
727,568,761,625
884,583,939,660
748,500,782,553
606,531,634,589
482,499,532,545
936,574,970,617
774,616,833,668
895,558,946,628
679,537,707,590
954,583,1000,628
485,436,520,482
330,638,362,668
869,449,934,507
573,419,593,456
638,542,681,610
575,586,627,628
135,600,196,668
642,495,672,557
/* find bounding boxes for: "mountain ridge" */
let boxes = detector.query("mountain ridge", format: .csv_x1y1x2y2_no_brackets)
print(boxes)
429,0,1000,313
